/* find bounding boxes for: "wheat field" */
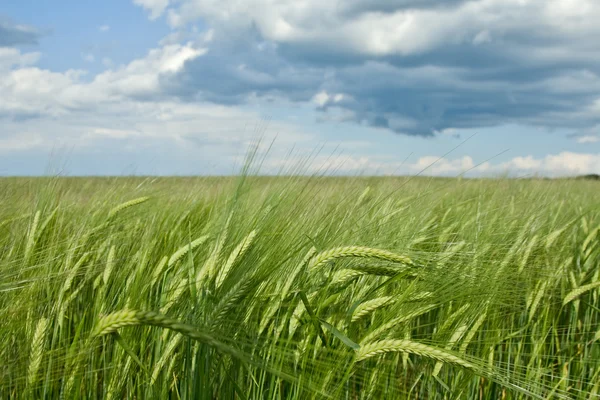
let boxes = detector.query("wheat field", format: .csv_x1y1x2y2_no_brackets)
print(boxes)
1,175,599,399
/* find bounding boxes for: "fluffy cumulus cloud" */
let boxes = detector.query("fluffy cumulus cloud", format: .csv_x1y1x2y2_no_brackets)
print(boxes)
0,47,41,70
130,0,600,136
264,152,600,177
0,41,205,120
0,40,312,174
439,152,600,177
499,152,600,176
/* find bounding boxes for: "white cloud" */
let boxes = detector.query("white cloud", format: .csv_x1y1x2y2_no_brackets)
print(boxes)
0,40,316,172
0,66,88,117
2,39,599,179
501,152,600,176
163,0,600,58
0,47,41,70
0,42,206,119
4,4,600,175
312,91,329,107
134,0,600,137
164,1,462,55
133,0,171,20
311,91,349,107
259,151,600,177
505,155,541,170
91,42,205,97
576,135,600,144
99,25,110,32
411,152,600,177
0,93,315,172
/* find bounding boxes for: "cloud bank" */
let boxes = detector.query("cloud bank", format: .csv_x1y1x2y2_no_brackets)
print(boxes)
130,0,600,136
1,2,599,176
265,151,600,178
0,38,314,174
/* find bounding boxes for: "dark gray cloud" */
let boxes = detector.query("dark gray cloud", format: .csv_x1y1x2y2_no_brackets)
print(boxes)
0,17,41,46
338,0,471,16
159,0,600,136
163,28,325,104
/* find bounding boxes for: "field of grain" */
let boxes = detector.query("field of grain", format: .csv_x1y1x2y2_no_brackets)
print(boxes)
1,176,599,399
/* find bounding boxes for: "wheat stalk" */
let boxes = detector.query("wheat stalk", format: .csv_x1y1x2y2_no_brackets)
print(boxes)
356,186,371,206
211,278,253,328
518,235,538,273
361,304,438,344
160,277,188,314
92,310,243,360
582,225,599,254
351,296,394,322
107,197,150,219
215,230,256,288
103,245,116,285
355,339,476,371
331,269,365,285
167,235,210,268
37,206,59,243
0,213,31,230
150,333,183,385
545,226,567,250
24,210,40,263
151,256,169,283
564,280,600,305
459,310,488,354
27,316,48,389
197,213,233,288
432,324,469,376
348,263,414,277
258,247,318,336
60,252,91,298
309,246,413,270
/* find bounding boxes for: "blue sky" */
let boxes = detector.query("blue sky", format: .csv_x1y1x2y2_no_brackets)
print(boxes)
1,0,599,176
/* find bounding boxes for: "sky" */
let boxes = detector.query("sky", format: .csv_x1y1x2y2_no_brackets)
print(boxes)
1,0,600,177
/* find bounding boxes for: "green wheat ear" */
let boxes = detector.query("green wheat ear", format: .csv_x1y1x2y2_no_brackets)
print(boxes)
167,235,210,268
92,310,247,364
355,339,476,371
24,210,41,263
27,317,49,390
308,246,413,270
107,197,150,219
563,280,600,305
